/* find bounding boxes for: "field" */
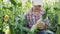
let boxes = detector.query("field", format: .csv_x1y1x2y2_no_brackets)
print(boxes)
0,0,60,34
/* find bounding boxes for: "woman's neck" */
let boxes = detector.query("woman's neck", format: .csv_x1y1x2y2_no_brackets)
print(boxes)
33,11,40,17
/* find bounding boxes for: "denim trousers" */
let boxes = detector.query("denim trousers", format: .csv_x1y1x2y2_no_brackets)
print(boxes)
36,30,54,34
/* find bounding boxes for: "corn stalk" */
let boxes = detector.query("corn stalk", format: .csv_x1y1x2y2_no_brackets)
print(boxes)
0,0,5,34
55,0,60,34
56,11,60,34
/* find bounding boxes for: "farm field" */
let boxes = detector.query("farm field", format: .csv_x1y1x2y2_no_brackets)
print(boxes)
0,0,60,34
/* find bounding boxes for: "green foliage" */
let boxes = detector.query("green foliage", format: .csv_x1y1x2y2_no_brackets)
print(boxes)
9,0,17,6
0,0,60,34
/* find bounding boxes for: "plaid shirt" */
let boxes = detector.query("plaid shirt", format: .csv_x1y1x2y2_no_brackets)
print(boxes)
24,9,50,28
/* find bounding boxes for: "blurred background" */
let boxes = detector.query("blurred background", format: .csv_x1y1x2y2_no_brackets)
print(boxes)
0,0,60,34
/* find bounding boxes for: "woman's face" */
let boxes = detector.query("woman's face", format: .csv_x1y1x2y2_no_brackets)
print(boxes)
32,5,41,12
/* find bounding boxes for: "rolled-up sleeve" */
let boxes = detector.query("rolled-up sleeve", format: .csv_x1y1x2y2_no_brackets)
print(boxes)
41,9,50,26
44,17,50,26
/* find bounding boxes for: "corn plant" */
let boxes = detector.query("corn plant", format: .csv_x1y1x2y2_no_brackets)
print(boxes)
0,0,60,34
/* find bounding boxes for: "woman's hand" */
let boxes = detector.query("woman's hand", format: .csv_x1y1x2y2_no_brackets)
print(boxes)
37,22,45,29
30,19,45,33
36,19,45,29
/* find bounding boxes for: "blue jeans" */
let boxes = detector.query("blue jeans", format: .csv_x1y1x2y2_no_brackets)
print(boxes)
36,30,54,34
36,30,46,34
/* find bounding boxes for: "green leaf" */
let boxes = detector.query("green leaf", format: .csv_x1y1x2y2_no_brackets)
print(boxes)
9,0,17,6
18,2,22,7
